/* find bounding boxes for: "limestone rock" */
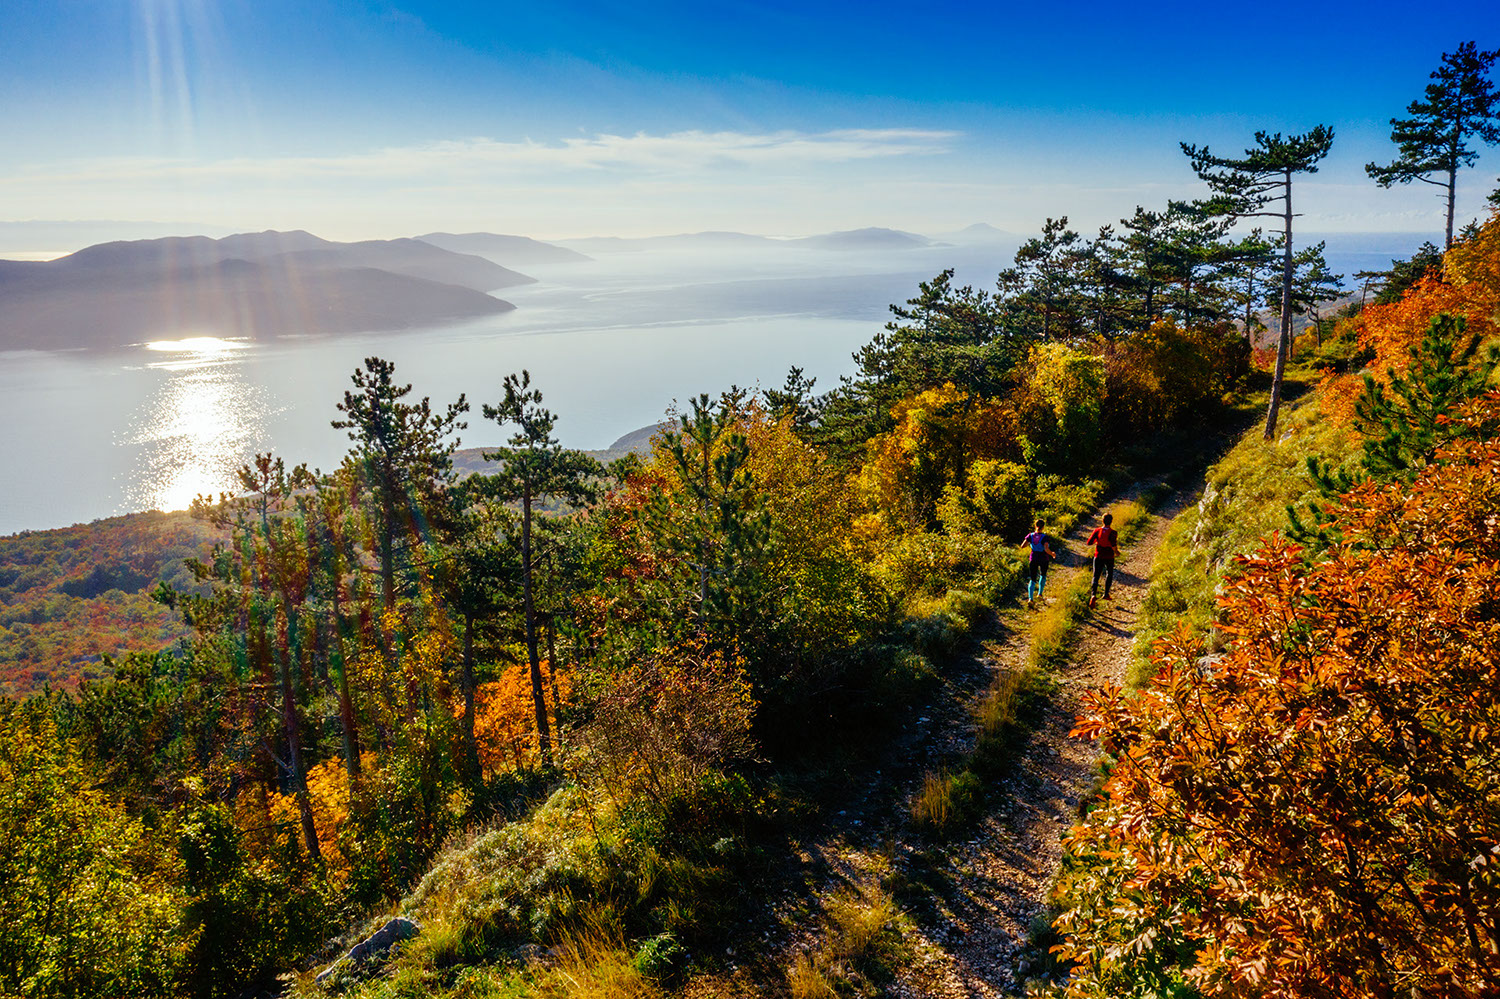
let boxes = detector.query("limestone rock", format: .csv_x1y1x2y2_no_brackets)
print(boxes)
314,916,420,985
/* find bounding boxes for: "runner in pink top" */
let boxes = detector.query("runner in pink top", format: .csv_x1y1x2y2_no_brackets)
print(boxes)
1020,519,1055,608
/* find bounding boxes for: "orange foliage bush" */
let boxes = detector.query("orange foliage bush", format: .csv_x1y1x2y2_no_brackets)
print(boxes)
1323,213,1500,425
1099,321,1248,435
469,661,572,774
1056,393,1500,996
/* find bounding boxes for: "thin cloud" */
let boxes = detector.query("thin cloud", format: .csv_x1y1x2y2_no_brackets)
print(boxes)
7,128,961,189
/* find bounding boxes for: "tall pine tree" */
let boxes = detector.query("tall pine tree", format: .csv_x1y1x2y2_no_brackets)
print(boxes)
1183,125,1335,439
1366,41,1500,249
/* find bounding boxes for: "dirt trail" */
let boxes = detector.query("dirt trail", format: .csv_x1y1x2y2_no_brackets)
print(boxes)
884,482,1200,997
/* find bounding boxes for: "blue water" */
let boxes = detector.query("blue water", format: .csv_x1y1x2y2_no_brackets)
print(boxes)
0,242,1017,534
0,231,1425,535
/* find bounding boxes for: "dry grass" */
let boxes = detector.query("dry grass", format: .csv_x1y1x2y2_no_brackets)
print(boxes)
909,769,983,838
540,921,663,999
787,952,839,999
974,666,1027,738
910,772,954,831
786,882,908,998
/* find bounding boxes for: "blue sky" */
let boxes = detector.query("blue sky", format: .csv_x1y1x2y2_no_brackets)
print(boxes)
3,0,1499,239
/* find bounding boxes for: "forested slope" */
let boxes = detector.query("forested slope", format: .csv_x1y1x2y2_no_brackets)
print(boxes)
1052,212,1500,997
7,151,1500,999
0,512,214,695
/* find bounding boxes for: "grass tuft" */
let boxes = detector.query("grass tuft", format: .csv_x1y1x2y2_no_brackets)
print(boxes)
541,920,662,999
786,882,909,998
909,770,984,838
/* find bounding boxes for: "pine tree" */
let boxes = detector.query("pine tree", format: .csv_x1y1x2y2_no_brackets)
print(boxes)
657,393,772,660
762,366,823,436
331,357,468,609
1353,312,1499,480
1285,241,1344,343
479,371,600,766
1183,125,1336,439
1000,216,1087,340
1366,42,1500,249
1288,312,1499,546
1219,226,1281,337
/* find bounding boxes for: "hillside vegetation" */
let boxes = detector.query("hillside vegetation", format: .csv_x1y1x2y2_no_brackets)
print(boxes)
1052,211,1500,997
8,143,1500,999
0,511,214,695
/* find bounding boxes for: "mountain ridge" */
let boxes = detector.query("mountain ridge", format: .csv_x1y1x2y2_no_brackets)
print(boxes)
0,230,524,351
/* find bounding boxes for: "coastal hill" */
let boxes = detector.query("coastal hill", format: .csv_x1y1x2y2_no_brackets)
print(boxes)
416,231,592,265
792,226,934,250
0,230,528,351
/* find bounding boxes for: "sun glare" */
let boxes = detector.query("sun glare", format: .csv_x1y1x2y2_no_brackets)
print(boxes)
125,337,276,513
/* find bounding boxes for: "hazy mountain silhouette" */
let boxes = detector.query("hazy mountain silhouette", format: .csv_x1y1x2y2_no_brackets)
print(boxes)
559,231,781,254
942,222,1018,243
790,227,932,250
0,230,519,351
58,230,531,291
417,232,591,265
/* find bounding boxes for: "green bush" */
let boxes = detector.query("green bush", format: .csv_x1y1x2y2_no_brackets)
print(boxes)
937,459,1035,539
631,932,686,982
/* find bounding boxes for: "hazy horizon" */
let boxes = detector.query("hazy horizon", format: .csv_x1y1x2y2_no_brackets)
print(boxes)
4,2,1499,242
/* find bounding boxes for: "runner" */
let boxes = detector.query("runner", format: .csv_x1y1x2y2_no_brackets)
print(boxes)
1085,512,1120,609
1020,519,1055,609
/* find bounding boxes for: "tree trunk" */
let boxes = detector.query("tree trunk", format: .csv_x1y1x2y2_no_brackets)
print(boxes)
698,441,710,631
1445,134,1459,249
1265,168,1295,441
332,573,361,780
380,492,396,610
279,602,323,865
522,487,551,765
545,612,562,719
461,609,481,783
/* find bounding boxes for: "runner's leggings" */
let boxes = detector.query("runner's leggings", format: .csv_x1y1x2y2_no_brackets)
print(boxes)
1091,556,1115,598
1027,557,1049,595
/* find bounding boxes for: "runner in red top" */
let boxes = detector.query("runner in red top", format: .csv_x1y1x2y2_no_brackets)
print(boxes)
1085,513,1119,608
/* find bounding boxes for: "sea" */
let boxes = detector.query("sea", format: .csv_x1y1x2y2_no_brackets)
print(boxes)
0,231,1428,536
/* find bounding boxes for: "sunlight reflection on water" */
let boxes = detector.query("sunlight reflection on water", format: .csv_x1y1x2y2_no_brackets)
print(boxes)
121,337,282,513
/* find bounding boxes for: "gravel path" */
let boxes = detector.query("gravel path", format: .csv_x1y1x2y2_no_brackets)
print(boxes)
885,482,1199,997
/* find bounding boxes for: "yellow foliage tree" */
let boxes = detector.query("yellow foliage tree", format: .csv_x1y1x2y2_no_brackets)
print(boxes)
1015,342,1106,468
854,383,1014,532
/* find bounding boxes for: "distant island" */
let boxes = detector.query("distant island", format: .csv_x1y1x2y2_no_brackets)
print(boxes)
416,231,593,265
0,229,548,351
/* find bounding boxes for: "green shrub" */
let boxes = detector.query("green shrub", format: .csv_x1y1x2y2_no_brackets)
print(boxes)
937,459,1035,538
631,932,686,983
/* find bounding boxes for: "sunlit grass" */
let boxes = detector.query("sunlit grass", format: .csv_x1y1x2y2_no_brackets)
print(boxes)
786,881,908,999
